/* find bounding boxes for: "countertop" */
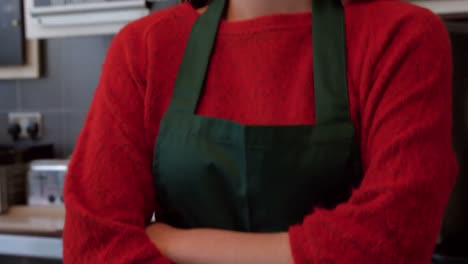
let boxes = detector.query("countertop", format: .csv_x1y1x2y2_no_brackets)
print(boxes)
0,206,64,259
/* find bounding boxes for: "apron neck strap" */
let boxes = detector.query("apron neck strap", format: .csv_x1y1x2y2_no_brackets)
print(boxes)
168,0,227,114
169,0,350,125
313,0,350,124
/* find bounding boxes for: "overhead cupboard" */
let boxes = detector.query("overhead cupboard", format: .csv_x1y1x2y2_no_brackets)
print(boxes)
24,0,150,39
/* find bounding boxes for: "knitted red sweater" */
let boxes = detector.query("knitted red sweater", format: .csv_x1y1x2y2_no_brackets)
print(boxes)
63,1,458,263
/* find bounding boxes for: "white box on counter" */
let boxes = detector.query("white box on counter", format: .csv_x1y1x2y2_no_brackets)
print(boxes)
27,160,69,207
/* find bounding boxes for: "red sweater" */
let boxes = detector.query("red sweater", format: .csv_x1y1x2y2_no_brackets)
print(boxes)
63,1,458,263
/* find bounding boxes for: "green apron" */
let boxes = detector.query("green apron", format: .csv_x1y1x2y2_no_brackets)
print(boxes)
152,0,362,233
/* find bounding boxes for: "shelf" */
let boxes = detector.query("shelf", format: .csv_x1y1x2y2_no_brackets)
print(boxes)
411,1,468,17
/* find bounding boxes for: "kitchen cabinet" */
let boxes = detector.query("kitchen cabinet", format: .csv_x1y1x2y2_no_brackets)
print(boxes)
0,0,25,66
24,0,150,39
0,40,40,80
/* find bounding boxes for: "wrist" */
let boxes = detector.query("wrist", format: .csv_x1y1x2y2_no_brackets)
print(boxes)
163,228,196,263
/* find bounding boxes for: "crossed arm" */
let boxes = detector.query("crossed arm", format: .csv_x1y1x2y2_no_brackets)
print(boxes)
146,224,293,264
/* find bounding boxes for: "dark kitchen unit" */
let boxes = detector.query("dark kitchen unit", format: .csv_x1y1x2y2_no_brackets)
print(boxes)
432,22,468,264
0,144,61,264
0,0,25,66
0,143,55,211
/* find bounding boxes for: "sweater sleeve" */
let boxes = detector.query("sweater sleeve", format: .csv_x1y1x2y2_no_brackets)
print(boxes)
63,25,171,264
289,8,458,264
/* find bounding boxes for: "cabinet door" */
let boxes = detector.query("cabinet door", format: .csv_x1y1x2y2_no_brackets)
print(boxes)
0,0,24,66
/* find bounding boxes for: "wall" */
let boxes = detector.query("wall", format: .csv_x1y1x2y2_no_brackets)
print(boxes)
0,36,112,157
0,0,178,158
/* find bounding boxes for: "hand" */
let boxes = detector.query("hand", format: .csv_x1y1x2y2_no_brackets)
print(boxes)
146,223,184,260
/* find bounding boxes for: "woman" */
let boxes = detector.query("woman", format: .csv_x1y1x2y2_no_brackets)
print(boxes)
63,0,458,263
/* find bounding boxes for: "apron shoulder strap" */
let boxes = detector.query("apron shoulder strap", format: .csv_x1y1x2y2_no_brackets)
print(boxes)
313,0,350,124
169,0,227,114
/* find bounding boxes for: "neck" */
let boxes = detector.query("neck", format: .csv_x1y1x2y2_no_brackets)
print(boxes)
226,0,312,21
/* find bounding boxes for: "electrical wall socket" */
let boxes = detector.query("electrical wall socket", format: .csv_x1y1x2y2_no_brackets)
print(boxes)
8,112,43,139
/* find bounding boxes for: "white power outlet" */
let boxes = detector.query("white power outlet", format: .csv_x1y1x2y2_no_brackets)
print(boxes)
8,112,43,139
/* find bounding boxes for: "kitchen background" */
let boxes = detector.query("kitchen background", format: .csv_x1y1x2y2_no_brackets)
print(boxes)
0,0,468,263
0,35,111,157
0,0,178,157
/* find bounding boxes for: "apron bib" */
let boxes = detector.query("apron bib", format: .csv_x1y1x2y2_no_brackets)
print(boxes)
152,0,362,232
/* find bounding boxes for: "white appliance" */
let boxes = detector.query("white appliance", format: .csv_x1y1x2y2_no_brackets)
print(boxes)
24,0,150,39
27,160,69,206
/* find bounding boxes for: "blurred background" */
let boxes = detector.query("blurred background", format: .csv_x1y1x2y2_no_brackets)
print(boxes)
0,0,467,263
